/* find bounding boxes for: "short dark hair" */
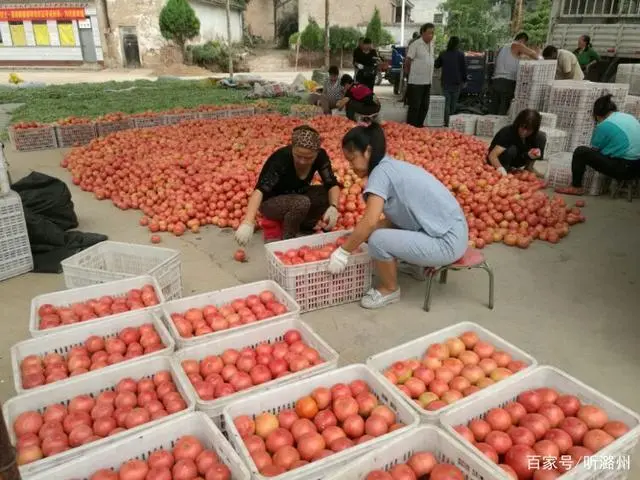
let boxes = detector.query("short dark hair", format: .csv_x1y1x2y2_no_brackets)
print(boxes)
593,94,617,119
342,123,387,175
447,36,460,51
328,65,339,76
412,32,420,39
513,109,541,136
514,32,529,42
420,23,435,34
362,37,372,45
340,74,354,86
542,45,557,59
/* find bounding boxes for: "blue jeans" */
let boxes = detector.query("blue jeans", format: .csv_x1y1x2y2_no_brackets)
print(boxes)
443,86,461,127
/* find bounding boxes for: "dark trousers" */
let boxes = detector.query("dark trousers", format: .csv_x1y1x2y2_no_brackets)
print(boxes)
406,84,431,127
346,100,380,121
443,86,461,127
489,132,547,170
260,186,329,239
490,78,516,115
571,146,640,187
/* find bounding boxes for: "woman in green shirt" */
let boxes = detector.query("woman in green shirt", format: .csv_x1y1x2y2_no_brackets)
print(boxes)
574,35,600,73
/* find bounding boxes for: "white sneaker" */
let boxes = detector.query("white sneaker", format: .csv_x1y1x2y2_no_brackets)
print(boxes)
360,289,401,309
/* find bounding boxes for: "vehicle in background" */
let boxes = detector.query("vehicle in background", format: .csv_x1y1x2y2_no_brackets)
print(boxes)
547,0,640,81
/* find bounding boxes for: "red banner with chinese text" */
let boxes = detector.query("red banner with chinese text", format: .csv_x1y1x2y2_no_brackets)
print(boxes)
0,8,86,21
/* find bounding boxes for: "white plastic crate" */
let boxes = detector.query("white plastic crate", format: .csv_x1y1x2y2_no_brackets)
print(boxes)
3,355,195,477
541,112,558,129
426,95,445,127
327,424,502,480
475,115,509,137
13,308,175,394
227,106,256,118
366,321,537,423
29,412,251,480
223,364,420,480
61,241,183,300
29,274,165,337
541,127,569,156
544,152,610,195
0,143,10,196
623,95,640,119
264,231,373,312
0,190,33,282
450,114,478,135
440,366,640,480
161,279,300,348
616,64,640,95
171,317,338,432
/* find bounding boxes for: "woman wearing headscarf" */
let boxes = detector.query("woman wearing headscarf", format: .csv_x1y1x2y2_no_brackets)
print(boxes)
328,123,468,309
235,125,341,244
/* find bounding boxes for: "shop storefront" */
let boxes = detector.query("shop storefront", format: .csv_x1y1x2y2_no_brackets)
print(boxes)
0,4,103,66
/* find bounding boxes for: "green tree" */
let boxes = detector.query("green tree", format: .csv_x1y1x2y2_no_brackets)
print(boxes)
522,0,551,46
300,18,324,51
329,26,361,67
159,0,201,53
438,0,510,51
365,8,394,46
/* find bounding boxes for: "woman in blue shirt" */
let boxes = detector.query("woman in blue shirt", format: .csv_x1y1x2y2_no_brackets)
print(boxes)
327,123,468,309
557,94,640,195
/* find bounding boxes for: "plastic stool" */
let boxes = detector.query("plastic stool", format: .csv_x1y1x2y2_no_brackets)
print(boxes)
260,218,283,242
423,247,495,312
610,178,639,202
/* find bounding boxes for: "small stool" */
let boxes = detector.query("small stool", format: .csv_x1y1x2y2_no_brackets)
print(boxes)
610,178,640,202
423,248,495,312
260,218,283,242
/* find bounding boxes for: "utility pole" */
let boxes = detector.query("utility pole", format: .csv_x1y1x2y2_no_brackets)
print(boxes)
0,407,20,480
226,0,234,77
324,0,330,68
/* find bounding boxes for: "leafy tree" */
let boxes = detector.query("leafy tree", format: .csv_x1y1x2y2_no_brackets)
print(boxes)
300,17,324,51
159,0,201,53
329,26,361,66
365,8,395,46
522,0,551,46
438,0,510,51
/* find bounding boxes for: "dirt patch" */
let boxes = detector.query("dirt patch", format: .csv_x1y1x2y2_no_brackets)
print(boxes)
150,63,212,77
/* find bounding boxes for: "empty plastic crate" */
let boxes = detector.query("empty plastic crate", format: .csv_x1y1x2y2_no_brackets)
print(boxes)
0,190,33,282
61,241,182,300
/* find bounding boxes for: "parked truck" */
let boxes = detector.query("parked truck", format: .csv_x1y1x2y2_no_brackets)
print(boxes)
546,0,640,80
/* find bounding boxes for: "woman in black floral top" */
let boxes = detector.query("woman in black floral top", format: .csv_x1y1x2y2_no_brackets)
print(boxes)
234,125,341,244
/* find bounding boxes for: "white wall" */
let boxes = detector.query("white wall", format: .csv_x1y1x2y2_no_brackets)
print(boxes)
410,0,440,24
188,1,243,44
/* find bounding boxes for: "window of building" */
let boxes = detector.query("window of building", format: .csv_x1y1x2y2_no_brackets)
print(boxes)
433,13,444,24
33,21,50,46
57,21,75,46
10,22,27,46
394,5,412,23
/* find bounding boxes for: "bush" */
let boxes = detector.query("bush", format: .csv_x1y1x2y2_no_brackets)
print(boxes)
159,0,200,53
188,41,240,72
365,7,395,47
299,18,324,51
329,26,361,53
289,32,300,47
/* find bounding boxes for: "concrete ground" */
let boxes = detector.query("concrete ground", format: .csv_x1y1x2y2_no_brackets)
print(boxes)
1,114,639,474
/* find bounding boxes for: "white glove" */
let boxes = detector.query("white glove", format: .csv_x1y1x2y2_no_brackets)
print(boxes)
356,63,364,70
497,166,508,177
322,205,339,230
234,222,255,246
328,247,350,274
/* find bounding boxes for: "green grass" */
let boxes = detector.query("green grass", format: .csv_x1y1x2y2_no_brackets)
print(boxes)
0,78,301,124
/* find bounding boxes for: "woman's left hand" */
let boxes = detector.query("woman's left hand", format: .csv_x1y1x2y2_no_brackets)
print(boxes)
322,205,339,230
328,247,349,274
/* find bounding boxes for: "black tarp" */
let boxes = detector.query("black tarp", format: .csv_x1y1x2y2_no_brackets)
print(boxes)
12,172,107,273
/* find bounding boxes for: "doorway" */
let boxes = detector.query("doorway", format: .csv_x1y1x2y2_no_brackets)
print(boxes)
78,20,97,63
121,27,141,68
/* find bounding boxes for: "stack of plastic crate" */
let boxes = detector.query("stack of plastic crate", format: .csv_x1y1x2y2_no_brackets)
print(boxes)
426,96,445,127
616,63,640,95
623,95,640,120
513,60,557,110
449,114,478,135
540,112,557,129
0,143,10,197
545,81,602,151
475,115,509,137
0,190,33,281
545,152,610,195
541,127,568,156
598,81,630,108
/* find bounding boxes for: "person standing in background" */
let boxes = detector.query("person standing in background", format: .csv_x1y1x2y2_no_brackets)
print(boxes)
353,38,379,91
574,35,600,76
542,46,584,80
405,23,435,128
490,32,541,116
435,36,467,127
307,66,344,114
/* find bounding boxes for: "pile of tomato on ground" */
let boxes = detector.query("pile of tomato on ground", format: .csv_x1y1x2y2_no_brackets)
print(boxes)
61,113,586,249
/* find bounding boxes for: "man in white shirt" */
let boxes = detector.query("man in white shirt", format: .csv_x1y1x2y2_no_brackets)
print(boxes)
542,45,584,80
405,23,435,127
